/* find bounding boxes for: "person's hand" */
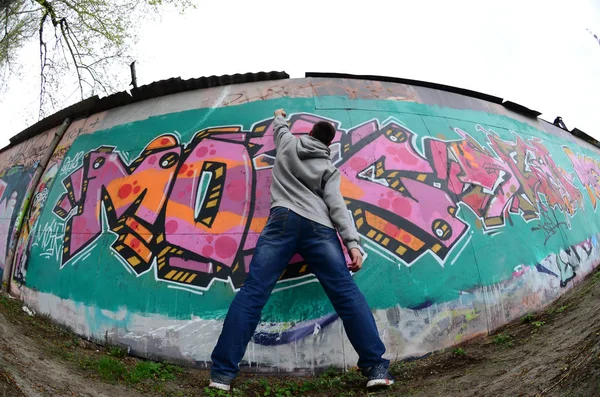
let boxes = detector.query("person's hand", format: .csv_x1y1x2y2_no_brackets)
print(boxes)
348,248,363,272
274,108,287,118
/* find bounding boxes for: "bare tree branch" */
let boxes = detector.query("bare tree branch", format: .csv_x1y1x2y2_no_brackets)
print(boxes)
1,0,195,119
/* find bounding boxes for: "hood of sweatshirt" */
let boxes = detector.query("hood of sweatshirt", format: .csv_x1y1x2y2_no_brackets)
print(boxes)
296,135,331,160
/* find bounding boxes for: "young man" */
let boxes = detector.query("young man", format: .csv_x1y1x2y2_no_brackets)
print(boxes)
209,109,394,390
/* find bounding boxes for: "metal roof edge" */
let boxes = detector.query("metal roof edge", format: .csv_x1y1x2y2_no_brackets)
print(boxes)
5,71,289,148
502,100,542,118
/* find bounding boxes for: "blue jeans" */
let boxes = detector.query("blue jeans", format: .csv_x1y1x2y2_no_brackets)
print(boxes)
210,207,389,380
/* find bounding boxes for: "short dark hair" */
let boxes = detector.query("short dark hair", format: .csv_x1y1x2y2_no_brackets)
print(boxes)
311,121,336,146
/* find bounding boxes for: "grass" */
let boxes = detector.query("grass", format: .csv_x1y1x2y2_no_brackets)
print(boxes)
548,305,569,315
79,354,183,384
521,313,535,323
452,347,467,357
128,361,183,383
494,333,513,347
96,356,127,382
107,345,128,358
228,367,368,397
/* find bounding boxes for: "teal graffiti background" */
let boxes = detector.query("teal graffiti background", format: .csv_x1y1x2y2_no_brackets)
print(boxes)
24,96,600,323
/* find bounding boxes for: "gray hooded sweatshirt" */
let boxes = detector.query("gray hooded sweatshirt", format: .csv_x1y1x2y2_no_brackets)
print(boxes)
270,116,360,251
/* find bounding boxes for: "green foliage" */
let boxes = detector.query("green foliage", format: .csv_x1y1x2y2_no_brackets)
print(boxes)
78,352,182,384
204,387,230,397
556,305,569,313
107,345,127,358
494,333,513,347
95,356,127,382
0,0,196,116
532,321,546,328
521,313,535,323
127,361,182,383
236,367,365,397
548,305,568,315
453,347,467,356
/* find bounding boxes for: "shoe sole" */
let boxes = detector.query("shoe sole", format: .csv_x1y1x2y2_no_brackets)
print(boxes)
367,378,394,388
209,381,231,391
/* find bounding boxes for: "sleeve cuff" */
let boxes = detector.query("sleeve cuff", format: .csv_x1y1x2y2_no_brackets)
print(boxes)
346,241,361,251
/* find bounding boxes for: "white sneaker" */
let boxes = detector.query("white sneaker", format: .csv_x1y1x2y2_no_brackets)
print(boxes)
363,364,395,389
209,379,231,391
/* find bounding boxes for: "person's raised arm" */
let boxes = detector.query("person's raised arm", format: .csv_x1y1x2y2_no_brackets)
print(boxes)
272,108,294,148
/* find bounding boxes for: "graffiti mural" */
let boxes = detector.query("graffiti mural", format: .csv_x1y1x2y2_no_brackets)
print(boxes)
563,147,600,210
0,165,34,273
50,113,585,292
13,163,59,282
535,236,597,287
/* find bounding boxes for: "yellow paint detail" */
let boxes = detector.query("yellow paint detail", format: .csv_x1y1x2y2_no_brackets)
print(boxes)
367,230,376,238
432,244,442,253
395,246,407,255
214,167,223,179
417,174,427,181
208,127,239,133
128,257,141,266
173,271,184,281
165,270,177,280
186,274,197,283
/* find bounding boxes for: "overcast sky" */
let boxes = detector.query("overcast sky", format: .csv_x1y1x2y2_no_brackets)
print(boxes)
1,0,599,148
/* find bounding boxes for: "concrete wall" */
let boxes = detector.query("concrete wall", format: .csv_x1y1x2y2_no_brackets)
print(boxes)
3,77,600,372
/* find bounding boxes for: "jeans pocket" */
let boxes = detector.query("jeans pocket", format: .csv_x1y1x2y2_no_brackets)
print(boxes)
311,221,336,239
260,208,289,241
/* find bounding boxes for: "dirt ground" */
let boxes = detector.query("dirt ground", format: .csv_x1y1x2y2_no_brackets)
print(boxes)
0,268,599,397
